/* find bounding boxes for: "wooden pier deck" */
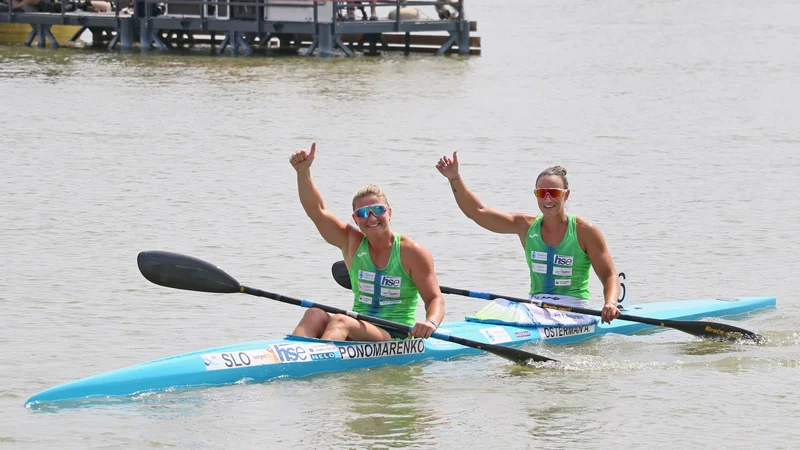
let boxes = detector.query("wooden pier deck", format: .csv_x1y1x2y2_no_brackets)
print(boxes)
0,1,481,56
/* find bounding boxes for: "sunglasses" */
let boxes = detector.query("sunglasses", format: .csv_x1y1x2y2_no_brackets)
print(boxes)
354,204,388,218
534,188,568,199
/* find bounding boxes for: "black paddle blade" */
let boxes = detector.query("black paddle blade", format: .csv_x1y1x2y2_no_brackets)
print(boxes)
482,342,556,364
331,260,352,289
670,319,764,343
137,251,240,294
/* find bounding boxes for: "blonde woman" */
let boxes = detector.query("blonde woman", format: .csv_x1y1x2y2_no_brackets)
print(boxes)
290,142,445,341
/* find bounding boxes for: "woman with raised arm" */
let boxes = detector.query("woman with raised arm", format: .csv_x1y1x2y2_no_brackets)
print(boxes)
435,152,621,324
289,142,445,341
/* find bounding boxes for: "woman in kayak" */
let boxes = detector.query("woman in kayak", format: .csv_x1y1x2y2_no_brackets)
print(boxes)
290,142,445,341
435,152,621,324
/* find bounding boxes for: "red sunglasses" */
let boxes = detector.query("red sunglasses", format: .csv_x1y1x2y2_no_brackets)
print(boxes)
534,188,568,199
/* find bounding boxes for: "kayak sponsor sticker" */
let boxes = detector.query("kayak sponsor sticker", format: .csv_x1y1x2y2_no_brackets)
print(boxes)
272,342,339,363
553,267,572,276
553,254,574,266
358,295,373,305
201,342,341,370
514,330,532,339
554,279,572,286
531,251,547,262
379,298,402,306
538,325,595,340
201,348,280,371
380,287,400,298
339,339,425,360
358,282,375,294
479,327,512,344
358,270,376,282
531,263,547,274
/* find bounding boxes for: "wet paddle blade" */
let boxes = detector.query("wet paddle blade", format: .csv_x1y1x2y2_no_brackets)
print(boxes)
478,341,555,364
137,251,240,293
665,319,764,343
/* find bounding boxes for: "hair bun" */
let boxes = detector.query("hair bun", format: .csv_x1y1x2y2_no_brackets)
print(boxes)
553,165,567,175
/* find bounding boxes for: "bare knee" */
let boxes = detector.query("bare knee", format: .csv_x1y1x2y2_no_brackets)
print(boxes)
327,313,352,329
292,308,329,337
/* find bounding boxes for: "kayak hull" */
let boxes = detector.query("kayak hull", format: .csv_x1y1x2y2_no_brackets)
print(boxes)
25,296,775,406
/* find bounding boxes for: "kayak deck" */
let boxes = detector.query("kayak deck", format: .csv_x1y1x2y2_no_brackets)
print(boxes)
25,296,775,406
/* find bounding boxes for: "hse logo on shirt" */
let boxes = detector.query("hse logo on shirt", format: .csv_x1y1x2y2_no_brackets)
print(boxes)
380,276,401,288
553,254,574,266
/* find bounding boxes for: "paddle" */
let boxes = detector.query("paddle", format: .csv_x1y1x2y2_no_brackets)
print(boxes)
331,261,764,343
136,251,555,364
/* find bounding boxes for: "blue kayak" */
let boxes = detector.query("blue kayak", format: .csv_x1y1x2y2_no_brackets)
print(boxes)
25,296,775,406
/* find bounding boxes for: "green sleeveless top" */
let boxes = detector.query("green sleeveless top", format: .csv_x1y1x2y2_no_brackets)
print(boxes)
349,234,420,326
525,214,591,299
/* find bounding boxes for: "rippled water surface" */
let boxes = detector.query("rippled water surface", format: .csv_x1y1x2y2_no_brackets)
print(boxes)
2,0,799,448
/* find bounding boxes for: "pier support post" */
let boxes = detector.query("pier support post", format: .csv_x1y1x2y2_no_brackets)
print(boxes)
120,18,134,51
218,31,253,56
25,25,59,49
317,23,333,57
457,19,469,55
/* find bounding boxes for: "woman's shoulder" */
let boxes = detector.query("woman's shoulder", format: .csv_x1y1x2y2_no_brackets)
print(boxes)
398,235,433,259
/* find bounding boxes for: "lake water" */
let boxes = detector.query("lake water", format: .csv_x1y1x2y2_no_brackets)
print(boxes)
2,0,799,448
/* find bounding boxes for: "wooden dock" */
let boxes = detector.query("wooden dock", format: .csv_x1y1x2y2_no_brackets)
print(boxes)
0,1,481,56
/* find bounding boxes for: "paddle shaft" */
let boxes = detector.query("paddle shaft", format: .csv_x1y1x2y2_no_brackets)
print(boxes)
240,286,555,363
136,251,555,364
441,286,762,342
329,260,762,342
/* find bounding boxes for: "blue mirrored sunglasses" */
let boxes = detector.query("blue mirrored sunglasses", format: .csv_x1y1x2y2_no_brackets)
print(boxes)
354,204,388,218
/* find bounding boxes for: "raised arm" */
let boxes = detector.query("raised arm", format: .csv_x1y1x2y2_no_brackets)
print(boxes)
290,142,352,251
436,151,531,237
401,239,445,339
578,218,621,324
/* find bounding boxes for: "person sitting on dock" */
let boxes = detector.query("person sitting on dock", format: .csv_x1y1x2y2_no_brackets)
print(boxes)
341,0,379,21
289,142,445,342
0,0,42,12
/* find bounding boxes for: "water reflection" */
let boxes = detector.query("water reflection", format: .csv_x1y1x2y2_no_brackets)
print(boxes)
338,365,439,448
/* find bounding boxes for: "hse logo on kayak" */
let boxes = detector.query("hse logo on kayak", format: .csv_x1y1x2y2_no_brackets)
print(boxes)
271,342,339,363
538,325,595,340
358,271,376,282
201,343,341,370
380,276,402,288
339,339,425,360
553,254,573,266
